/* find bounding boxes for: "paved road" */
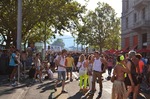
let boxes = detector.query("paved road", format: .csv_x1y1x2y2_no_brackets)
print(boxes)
22,72,112,99
0,72,149,99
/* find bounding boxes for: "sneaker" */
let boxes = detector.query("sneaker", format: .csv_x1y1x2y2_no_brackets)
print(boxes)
97,91,102,98
11,81,18,86
70,78,73,82
61,90,68,93
54,88,57,91
89,90,94,95
66,77,69,80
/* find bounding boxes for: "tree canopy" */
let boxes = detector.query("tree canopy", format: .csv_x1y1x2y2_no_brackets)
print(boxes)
0,0,85,48
75,2,121,52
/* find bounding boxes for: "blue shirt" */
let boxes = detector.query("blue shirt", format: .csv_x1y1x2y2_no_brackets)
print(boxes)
141,58,147,65
9,53,16,66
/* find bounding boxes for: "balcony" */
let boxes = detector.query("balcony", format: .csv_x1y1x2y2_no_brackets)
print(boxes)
133,0,150,10
132,20,150,31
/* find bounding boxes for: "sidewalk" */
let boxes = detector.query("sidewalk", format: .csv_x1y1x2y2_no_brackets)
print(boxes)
0,75,30,99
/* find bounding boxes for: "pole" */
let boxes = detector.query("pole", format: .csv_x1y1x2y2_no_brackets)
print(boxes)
43,21,47,60
17,0,22,50
17,0,22,83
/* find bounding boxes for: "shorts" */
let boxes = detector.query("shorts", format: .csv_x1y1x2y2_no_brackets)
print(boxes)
36,66,40,71
124,74,139,86
9,66,17,75
58,71,66,81
66,67,72,72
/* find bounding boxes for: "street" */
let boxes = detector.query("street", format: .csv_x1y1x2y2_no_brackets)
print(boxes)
23,72,112,99
0,71,149,99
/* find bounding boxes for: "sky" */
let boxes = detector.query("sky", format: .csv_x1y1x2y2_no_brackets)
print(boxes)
52,0,122,48
76,0,122,17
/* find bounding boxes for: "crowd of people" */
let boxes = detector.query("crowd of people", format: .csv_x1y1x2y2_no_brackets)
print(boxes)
0,45,150,99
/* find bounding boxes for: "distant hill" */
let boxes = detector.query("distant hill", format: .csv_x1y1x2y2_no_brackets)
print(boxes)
51,34,75,48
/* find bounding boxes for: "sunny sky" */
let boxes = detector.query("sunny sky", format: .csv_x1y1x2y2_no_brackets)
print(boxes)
76,0,122,17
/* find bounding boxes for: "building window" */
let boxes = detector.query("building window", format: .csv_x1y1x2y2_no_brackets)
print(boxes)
134,13,137,23
126,17,128,28
142,8,145,20
126,0,129,10
142,33,147,48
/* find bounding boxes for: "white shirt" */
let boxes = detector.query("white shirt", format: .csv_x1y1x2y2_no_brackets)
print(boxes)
35,59,41,67
80,61,86,70
58,56,66,71
93,58,102,72
54,55,59,63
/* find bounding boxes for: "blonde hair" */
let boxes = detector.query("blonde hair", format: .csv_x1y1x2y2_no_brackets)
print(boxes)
78,54,85,62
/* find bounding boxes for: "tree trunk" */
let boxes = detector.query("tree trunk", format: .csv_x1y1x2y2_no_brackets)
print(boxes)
99,45,102,53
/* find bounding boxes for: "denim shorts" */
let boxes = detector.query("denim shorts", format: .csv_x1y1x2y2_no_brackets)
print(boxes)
36,66,40,71
58,71,66,81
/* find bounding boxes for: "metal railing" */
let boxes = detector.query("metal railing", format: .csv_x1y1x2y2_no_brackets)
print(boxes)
133,20,150,29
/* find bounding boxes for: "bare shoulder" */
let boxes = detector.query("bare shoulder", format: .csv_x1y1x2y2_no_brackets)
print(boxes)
57,56,61,61
100,58,107,62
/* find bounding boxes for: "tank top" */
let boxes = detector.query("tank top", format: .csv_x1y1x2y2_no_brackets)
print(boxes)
58,56,66,71
35,59,41,67
80,60,86,71
93,58,102,72
128,59,137,75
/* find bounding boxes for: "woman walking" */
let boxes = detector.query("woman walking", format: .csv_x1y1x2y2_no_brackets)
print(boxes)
78,54,88,92
34,53,42,83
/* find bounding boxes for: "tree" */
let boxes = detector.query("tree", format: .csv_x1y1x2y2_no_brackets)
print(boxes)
104,18,121,50
76,2,121,52
0,0,85,48
52,38,65,48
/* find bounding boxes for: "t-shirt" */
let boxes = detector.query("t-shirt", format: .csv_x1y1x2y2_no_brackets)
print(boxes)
66,57,74,67
139,60,144,74
58,56,66,71
93,58,102,72
9,53,16,66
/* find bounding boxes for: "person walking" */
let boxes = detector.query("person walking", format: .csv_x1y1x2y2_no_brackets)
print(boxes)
54,49,68,93
9,46,18,82
87,55,93,91
90,51,107,98
78,54,88,92
124,50,140,99
34,53,42,83
66,53,75,82
111,54,130,99
107,56,114,79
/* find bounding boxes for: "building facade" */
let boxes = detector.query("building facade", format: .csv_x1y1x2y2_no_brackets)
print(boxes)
121,0,150,50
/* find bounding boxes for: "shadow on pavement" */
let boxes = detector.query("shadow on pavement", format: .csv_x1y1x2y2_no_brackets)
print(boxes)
40,80,70,93
0,84,27,96
50,92,62,99
67,92,83,99
49,92,55,99
37,80,56,92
